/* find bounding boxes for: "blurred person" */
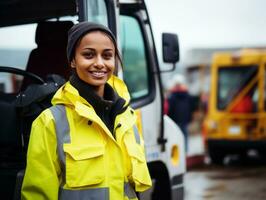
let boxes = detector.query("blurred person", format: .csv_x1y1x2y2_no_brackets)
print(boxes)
167,74,192,152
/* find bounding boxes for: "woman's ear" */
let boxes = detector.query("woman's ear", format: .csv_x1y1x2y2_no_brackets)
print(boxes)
71,59,76,68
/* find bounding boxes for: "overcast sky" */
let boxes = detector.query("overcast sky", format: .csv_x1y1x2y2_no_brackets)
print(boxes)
145,0,266,61
1,0,266,68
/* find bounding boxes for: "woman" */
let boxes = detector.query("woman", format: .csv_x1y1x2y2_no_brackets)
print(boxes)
21,22,152,200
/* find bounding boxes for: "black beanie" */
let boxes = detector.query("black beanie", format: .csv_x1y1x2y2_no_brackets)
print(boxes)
67,21,117,62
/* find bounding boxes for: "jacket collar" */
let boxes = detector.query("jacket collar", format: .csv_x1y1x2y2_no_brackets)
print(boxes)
69,73,126,133
52,75,130,106
51,75,135,142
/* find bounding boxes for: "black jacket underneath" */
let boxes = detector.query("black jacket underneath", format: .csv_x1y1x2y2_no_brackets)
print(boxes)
69,73,126,134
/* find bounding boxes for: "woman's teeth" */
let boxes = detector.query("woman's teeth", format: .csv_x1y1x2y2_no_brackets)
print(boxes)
91,71,106,78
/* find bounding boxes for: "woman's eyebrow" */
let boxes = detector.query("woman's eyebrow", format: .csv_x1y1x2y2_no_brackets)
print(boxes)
103,49,114,52
82,47,95,51
81,48,113,51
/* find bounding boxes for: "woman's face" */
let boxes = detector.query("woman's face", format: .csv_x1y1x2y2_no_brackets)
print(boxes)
71,31,115,96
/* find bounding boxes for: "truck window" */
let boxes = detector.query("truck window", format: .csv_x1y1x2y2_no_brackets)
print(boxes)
0,24,36,92
0,24,36,69
217,66,258,110
0,16,78,93
86,0,108,26
120,15,149,100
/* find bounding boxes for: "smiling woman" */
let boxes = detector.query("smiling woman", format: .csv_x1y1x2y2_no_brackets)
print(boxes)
21,21,152,200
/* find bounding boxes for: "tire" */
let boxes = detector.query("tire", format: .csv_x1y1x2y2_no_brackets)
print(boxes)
146,162,171,200
209,150,225,165
207,143,225,165
258,149,266,159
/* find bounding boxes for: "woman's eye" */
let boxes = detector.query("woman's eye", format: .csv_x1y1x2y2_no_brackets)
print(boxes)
83,52,94,58
103,53,113,59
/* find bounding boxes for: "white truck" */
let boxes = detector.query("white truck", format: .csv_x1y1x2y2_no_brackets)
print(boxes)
0,0,186,199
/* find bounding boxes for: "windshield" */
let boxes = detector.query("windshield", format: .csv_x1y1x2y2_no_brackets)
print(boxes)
217,65,258,111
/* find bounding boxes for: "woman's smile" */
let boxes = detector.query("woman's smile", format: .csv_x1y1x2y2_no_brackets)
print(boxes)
89,70,108,78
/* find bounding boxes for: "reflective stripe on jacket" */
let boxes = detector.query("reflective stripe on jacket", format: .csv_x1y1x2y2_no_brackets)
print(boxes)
21,76,152,200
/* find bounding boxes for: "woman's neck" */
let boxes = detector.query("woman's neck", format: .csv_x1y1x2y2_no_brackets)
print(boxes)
93,85,105,98
70,71,105,98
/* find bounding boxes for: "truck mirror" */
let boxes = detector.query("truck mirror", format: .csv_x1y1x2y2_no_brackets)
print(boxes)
162,33,179,64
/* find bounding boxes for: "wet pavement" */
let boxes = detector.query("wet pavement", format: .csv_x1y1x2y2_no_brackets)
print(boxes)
184,154,266,200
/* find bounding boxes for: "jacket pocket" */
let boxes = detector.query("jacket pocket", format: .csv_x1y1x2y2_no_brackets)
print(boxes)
125,141,152,191
63,144,105,187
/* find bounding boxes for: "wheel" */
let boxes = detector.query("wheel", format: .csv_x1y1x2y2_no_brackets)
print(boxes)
207,142,226,165
208,149,225,165
258,149,266,159
0,66,44,86
146,162,171,200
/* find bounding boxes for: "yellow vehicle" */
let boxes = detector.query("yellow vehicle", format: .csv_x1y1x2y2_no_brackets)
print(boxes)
204,49,266,164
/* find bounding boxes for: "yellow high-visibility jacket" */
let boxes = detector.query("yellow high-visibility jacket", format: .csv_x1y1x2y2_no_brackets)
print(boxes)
21,76,152,200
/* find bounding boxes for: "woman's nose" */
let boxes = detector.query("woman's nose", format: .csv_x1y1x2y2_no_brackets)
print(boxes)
94,56,104,67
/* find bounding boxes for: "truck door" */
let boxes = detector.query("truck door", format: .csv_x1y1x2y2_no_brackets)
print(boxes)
119,0,162,147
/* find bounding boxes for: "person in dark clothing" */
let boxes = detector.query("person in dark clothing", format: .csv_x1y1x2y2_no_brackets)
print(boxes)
167,75,192,152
